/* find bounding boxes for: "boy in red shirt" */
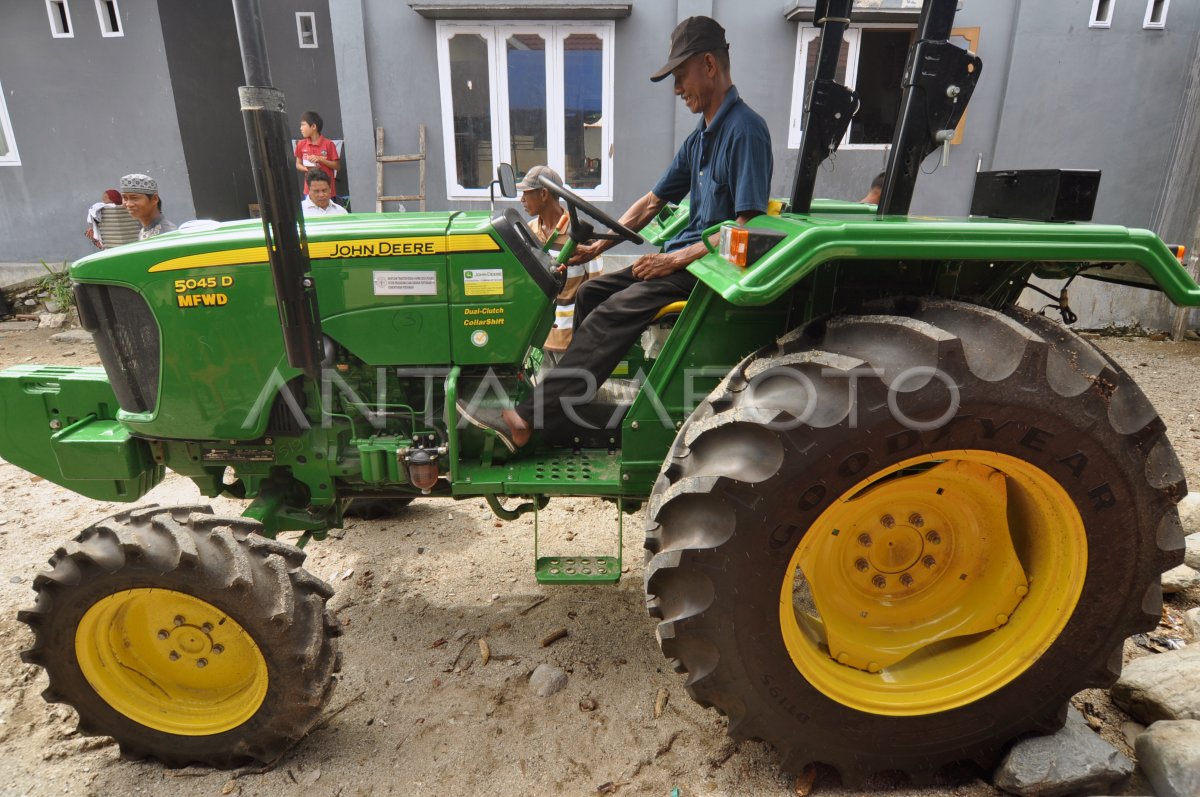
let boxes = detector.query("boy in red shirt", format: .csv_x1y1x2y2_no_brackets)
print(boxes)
294,110,339,196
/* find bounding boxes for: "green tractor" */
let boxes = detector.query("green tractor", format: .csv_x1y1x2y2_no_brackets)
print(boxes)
6,0,1198,782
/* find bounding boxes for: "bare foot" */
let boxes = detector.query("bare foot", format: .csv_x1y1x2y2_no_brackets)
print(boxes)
502,410,531,448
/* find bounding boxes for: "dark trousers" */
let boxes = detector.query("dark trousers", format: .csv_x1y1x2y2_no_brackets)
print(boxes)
517,267,696,431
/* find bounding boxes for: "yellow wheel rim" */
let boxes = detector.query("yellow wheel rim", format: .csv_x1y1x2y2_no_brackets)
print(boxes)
779,450,1087,716
76,588,269,735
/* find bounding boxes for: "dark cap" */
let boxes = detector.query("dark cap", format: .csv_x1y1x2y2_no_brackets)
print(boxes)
650,16,728,83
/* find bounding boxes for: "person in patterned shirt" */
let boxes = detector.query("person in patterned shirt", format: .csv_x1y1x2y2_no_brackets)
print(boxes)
517,165,602,371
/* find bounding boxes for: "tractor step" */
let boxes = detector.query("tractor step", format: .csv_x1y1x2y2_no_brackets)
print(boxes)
535,556,620,585
533,496,625,585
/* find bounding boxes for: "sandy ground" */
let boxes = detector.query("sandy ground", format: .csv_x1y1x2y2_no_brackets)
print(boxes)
0,326,1197,797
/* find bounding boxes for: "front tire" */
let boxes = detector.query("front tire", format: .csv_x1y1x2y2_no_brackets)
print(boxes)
19,505,340,767
645,300,1185,781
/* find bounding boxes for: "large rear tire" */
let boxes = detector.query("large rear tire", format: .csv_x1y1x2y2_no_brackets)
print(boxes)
19,505,340,767
645,299,1185,781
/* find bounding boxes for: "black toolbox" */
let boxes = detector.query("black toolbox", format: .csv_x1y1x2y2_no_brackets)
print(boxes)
970,169,1101,222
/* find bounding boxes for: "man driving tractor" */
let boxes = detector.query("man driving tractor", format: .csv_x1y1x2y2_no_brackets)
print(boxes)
459,15,773,450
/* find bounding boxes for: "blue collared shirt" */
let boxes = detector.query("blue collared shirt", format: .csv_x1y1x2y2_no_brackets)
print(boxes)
651,85,773,252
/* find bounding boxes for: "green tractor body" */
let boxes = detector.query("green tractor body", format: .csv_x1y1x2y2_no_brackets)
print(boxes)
8,0,1200,781
3,205,1193,519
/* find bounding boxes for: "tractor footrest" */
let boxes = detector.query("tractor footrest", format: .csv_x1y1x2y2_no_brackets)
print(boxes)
535,555,620,585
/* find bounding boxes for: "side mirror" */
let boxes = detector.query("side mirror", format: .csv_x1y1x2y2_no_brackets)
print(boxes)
496,164,517,198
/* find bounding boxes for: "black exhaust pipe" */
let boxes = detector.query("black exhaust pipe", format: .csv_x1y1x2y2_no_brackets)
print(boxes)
877,0,982,217
789,0,858,214
232,0,323,380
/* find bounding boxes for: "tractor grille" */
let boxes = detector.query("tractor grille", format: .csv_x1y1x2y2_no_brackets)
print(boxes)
74,283,161,414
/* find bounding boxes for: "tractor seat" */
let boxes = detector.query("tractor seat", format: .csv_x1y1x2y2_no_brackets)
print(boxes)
653,301,687,322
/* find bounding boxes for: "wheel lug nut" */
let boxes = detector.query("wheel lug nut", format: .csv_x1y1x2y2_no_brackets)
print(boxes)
922,555,937,568
168,651,180,661
995,614,1009,626
196,658,208,668
926,530,941,544
836,652,850,664
212,644,224,655
854,558,869,572
1016,584,1029,597
909,513,924,527
879,514,895,529
899,573,914,587
871,575,886,589
157,629,169,640
173,615,186,626
867,662,881,673
201,623,213,634
857,533,873,547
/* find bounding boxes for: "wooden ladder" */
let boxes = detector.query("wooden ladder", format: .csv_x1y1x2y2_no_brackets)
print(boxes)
375,124,426,212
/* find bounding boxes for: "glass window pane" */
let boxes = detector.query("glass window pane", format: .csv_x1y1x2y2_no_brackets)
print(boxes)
849,29,911,145
802,33,849,113
449,33,493,189
506,34,547,182
563,33,603,189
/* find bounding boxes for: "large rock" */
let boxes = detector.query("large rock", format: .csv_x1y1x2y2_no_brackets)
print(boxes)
528,663,567,698
1186,608,1200,640
1162,564,1200,594
49,329,93,345
1178,493,1200,537
1185,532,1200,571
1134,720,1200,797
1111,645,1200,724
992,707,1133,796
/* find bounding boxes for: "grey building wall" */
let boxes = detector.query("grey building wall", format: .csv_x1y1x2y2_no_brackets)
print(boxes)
997,0,1200,329
0,0,342,264
159,0,343,219
330,0,1200,328
0,0,195,263
260,0,346,197
159,0,257,221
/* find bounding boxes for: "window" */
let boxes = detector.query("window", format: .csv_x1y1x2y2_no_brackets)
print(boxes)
95,0,122,37
788,26,908,149
46,0,73,37
296,12,318,48
788,25,979,150
1089,0,1114,28
1143,0,1169,28
0,80,20,166
435,21,614,200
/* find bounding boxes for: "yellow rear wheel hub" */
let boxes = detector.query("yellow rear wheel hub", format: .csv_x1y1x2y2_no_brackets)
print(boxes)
76,588,268,735
779,450,1087,715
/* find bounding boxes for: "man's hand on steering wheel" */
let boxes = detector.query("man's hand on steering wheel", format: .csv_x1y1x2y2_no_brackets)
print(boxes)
568,240,606,266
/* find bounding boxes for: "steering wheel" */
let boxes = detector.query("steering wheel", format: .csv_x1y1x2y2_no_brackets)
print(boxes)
537,175,644,246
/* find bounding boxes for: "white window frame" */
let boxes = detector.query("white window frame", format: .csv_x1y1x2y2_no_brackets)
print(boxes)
790,25,928,151
0,79,21,166
296,12,318,48
1089,0,1114,28
94,0,123,37
1143,0,1169,28
46,0,74,38
435,20,615,201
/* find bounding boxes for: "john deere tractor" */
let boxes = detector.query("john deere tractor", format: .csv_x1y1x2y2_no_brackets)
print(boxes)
5,0,1198,782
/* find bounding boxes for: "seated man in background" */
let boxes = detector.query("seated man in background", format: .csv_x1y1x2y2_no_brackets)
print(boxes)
301,171,348,216
120,173,176,240
859,171,886,205
518,165,602,372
